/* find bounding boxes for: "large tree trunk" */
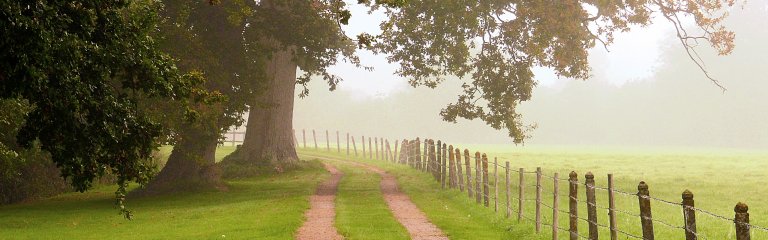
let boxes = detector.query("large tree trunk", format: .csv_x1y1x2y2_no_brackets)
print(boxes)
136,127,224,196
237,44,299,169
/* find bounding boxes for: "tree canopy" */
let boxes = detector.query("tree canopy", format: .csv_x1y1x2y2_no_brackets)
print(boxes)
372,0,736,143
0,0,207,218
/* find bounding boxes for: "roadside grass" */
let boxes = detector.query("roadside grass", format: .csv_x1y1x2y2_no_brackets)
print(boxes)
324,159,410,240
299,144,768,239
299,149,545,240
0,146,327,240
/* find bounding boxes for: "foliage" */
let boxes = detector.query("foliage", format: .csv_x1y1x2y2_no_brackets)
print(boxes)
0,99,69,205
0,0,207,218
371,0,737,143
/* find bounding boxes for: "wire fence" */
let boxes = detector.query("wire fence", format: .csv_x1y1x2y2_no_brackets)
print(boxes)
287,130,768,240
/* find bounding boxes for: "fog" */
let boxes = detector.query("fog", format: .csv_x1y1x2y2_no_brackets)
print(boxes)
288,3,768,149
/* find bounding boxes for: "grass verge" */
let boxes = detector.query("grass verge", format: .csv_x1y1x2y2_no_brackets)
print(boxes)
0,152,328,240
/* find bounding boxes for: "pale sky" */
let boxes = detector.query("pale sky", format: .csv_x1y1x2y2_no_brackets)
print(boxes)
287,1,768,149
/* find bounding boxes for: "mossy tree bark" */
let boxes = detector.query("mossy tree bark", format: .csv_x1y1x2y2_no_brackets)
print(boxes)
236,43,299,169
138,127,224,195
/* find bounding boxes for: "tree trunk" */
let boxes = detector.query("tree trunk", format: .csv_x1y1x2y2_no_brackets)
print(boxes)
237,43,299,169
136,127,224,196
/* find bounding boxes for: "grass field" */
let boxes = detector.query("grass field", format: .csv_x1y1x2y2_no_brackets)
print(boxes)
300,144,768,239
0,146,327,240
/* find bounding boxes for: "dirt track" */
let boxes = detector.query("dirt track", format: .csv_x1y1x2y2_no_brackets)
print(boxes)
295,163,344,240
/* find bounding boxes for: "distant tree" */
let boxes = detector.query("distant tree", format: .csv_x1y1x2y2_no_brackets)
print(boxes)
0,0,206,218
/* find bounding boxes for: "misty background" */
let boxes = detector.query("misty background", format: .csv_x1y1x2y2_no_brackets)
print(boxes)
243,2,768,149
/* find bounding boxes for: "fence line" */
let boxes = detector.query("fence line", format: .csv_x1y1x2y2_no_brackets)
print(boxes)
233,130,768,240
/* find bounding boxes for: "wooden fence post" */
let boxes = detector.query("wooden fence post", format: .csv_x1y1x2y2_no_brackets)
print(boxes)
435,140,441,181
441,143,447,189
475,152,482,204
569,172,579,240
442,143,447,184
385,140,390,162
352,135,357,156
494,157,498,213
535,167,542,233
394,140,398,162
456,148,464,192
302,129,306,148
362,135,366,158
638,181,655,240
553,172,560,240
346,133,349,156
423,140,428,171
448,145,456,189
375,137,379,160
735,202,750,240
608,174,618,240
585,172,598,240
336,131,340,153
325,130,329,151
368,137,372,159
430,140,437,178
482,154,490,207
518,167,524,222
401,140,408,164
505,161,511,218
465,149,473,198
416,138,422,168
312,130,318,149
682,190,697,240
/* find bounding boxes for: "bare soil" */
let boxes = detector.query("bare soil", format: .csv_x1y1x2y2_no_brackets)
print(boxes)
295,163,344,240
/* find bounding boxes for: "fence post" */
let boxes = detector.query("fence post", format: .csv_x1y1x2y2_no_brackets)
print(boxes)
336,131,340,153
553,172,560,240
682,190,697,240
394,140,398,162
368,137,372,159
569,172,579,240
442,143,448,189
638,181,655,240
475,152,482,204
386,140,390,162
518,167,524,222
312,130,318,149
302,129,306,148
375,138,379,160
735,202,750,240
483,154,490,207
448,145,455,189
456,148,464,192
585,172,598,240
505,161,511,218
430,140,438,178
423,141,428,171
401,140,408,164
535,167,542,233
325,130,329,151
362,136,366,158
608,174,618,240
465,149,473,199
352,135,357,156
416,138,422,168
494,157,498,213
